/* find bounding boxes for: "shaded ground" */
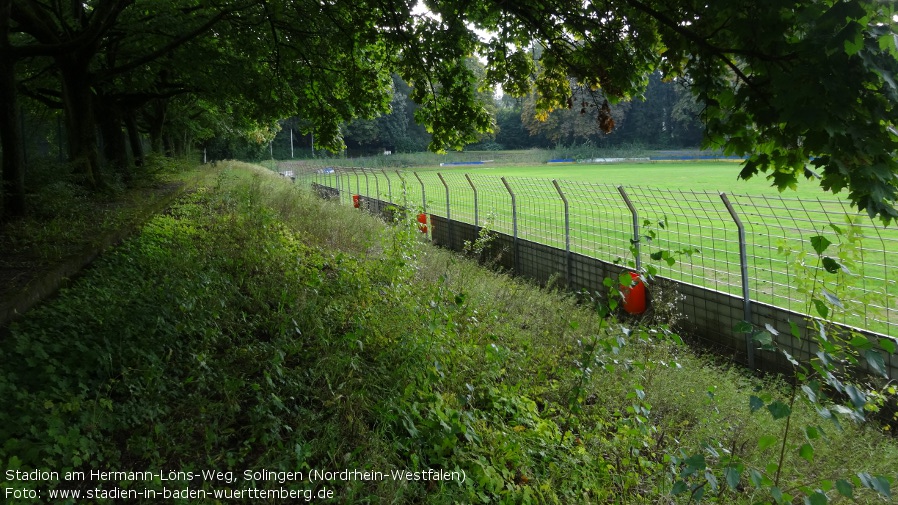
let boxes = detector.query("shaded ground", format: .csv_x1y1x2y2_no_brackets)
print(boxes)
0,171,204,327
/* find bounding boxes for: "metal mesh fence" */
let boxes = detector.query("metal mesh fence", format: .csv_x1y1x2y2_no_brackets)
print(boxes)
313,168,897,340
727,193,897,337
625,187,744,295
506,178,567,249
463,174,514,236
556,181,636,268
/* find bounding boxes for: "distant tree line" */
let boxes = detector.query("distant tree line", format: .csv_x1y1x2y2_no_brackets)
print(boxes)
278,68,704,157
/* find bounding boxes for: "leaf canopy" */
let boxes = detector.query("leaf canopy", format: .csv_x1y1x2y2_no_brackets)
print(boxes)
3,0,897,220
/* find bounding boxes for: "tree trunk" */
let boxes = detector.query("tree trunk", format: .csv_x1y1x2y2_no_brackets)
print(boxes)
59,61,102,188
147,99,166,153
163,135,174,157
124,110,144,167
96,98,130,182
0,55,26,220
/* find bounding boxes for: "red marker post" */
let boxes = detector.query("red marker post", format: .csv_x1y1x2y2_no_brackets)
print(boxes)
417,213,428,233
621,271,646,314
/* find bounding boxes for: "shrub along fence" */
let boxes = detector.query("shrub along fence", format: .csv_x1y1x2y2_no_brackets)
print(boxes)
305,166,897,378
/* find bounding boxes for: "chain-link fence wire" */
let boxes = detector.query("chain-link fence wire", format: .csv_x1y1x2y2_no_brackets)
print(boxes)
413,171,450,218
463,174,514,236
374,170,393,202
438,172,478,226
503,178,567,249
397,171,425,213
311,170,897,339
337,168,354,206
554,181,633,264
727,193,897,337
347,167,383,202
348,168,367,200
624,187,743,296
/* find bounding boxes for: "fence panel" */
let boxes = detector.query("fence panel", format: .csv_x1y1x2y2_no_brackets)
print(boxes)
727,193,898,337
555,181,633,265
414,172,448,218
624,187,743,297
464,174,515,237
504,178,567,250
310,168,898,347
439,172,478,227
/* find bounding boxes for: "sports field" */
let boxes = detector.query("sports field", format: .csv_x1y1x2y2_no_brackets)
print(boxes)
312,160,897,339
417,161,827,197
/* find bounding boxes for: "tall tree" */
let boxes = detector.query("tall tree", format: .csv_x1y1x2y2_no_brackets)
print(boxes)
495,97,531,149
521,83,629,146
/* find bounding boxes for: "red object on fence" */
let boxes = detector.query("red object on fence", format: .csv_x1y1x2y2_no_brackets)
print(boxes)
353,195,360,208
417,213,428,233
621,271,647,314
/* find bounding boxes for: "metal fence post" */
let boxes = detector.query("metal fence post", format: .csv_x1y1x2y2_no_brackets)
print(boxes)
618,186,641,271
351,168,361,197
373,171,380,202
382,169,392,202
363,170,370,198
394,170,409,222
553,180,572,288
465,174,479,234
414,172,426,213
502,177,519,273
337,170,344,202
721,192,755,369
395,170,406,207
438,173,452,249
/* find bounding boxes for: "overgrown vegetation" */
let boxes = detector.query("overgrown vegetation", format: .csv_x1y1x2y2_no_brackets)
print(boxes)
0,156,199,303
1,162,895,504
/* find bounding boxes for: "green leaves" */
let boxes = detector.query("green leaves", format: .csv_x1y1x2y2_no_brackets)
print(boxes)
844,384,867,409
810,236,832,255
820,257,841,274
749,395,765,413
821,289,844,310
811,299,829,319
857,473,892,499
864,349,888,378
766,401,792,420
724,466,742,490
798,443,814,463
806,491,828,505
835,479,854,498
758,435,779,451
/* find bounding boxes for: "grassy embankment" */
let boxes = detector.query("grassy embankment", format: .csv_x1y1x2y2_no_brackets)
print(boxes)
1,161,895,504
